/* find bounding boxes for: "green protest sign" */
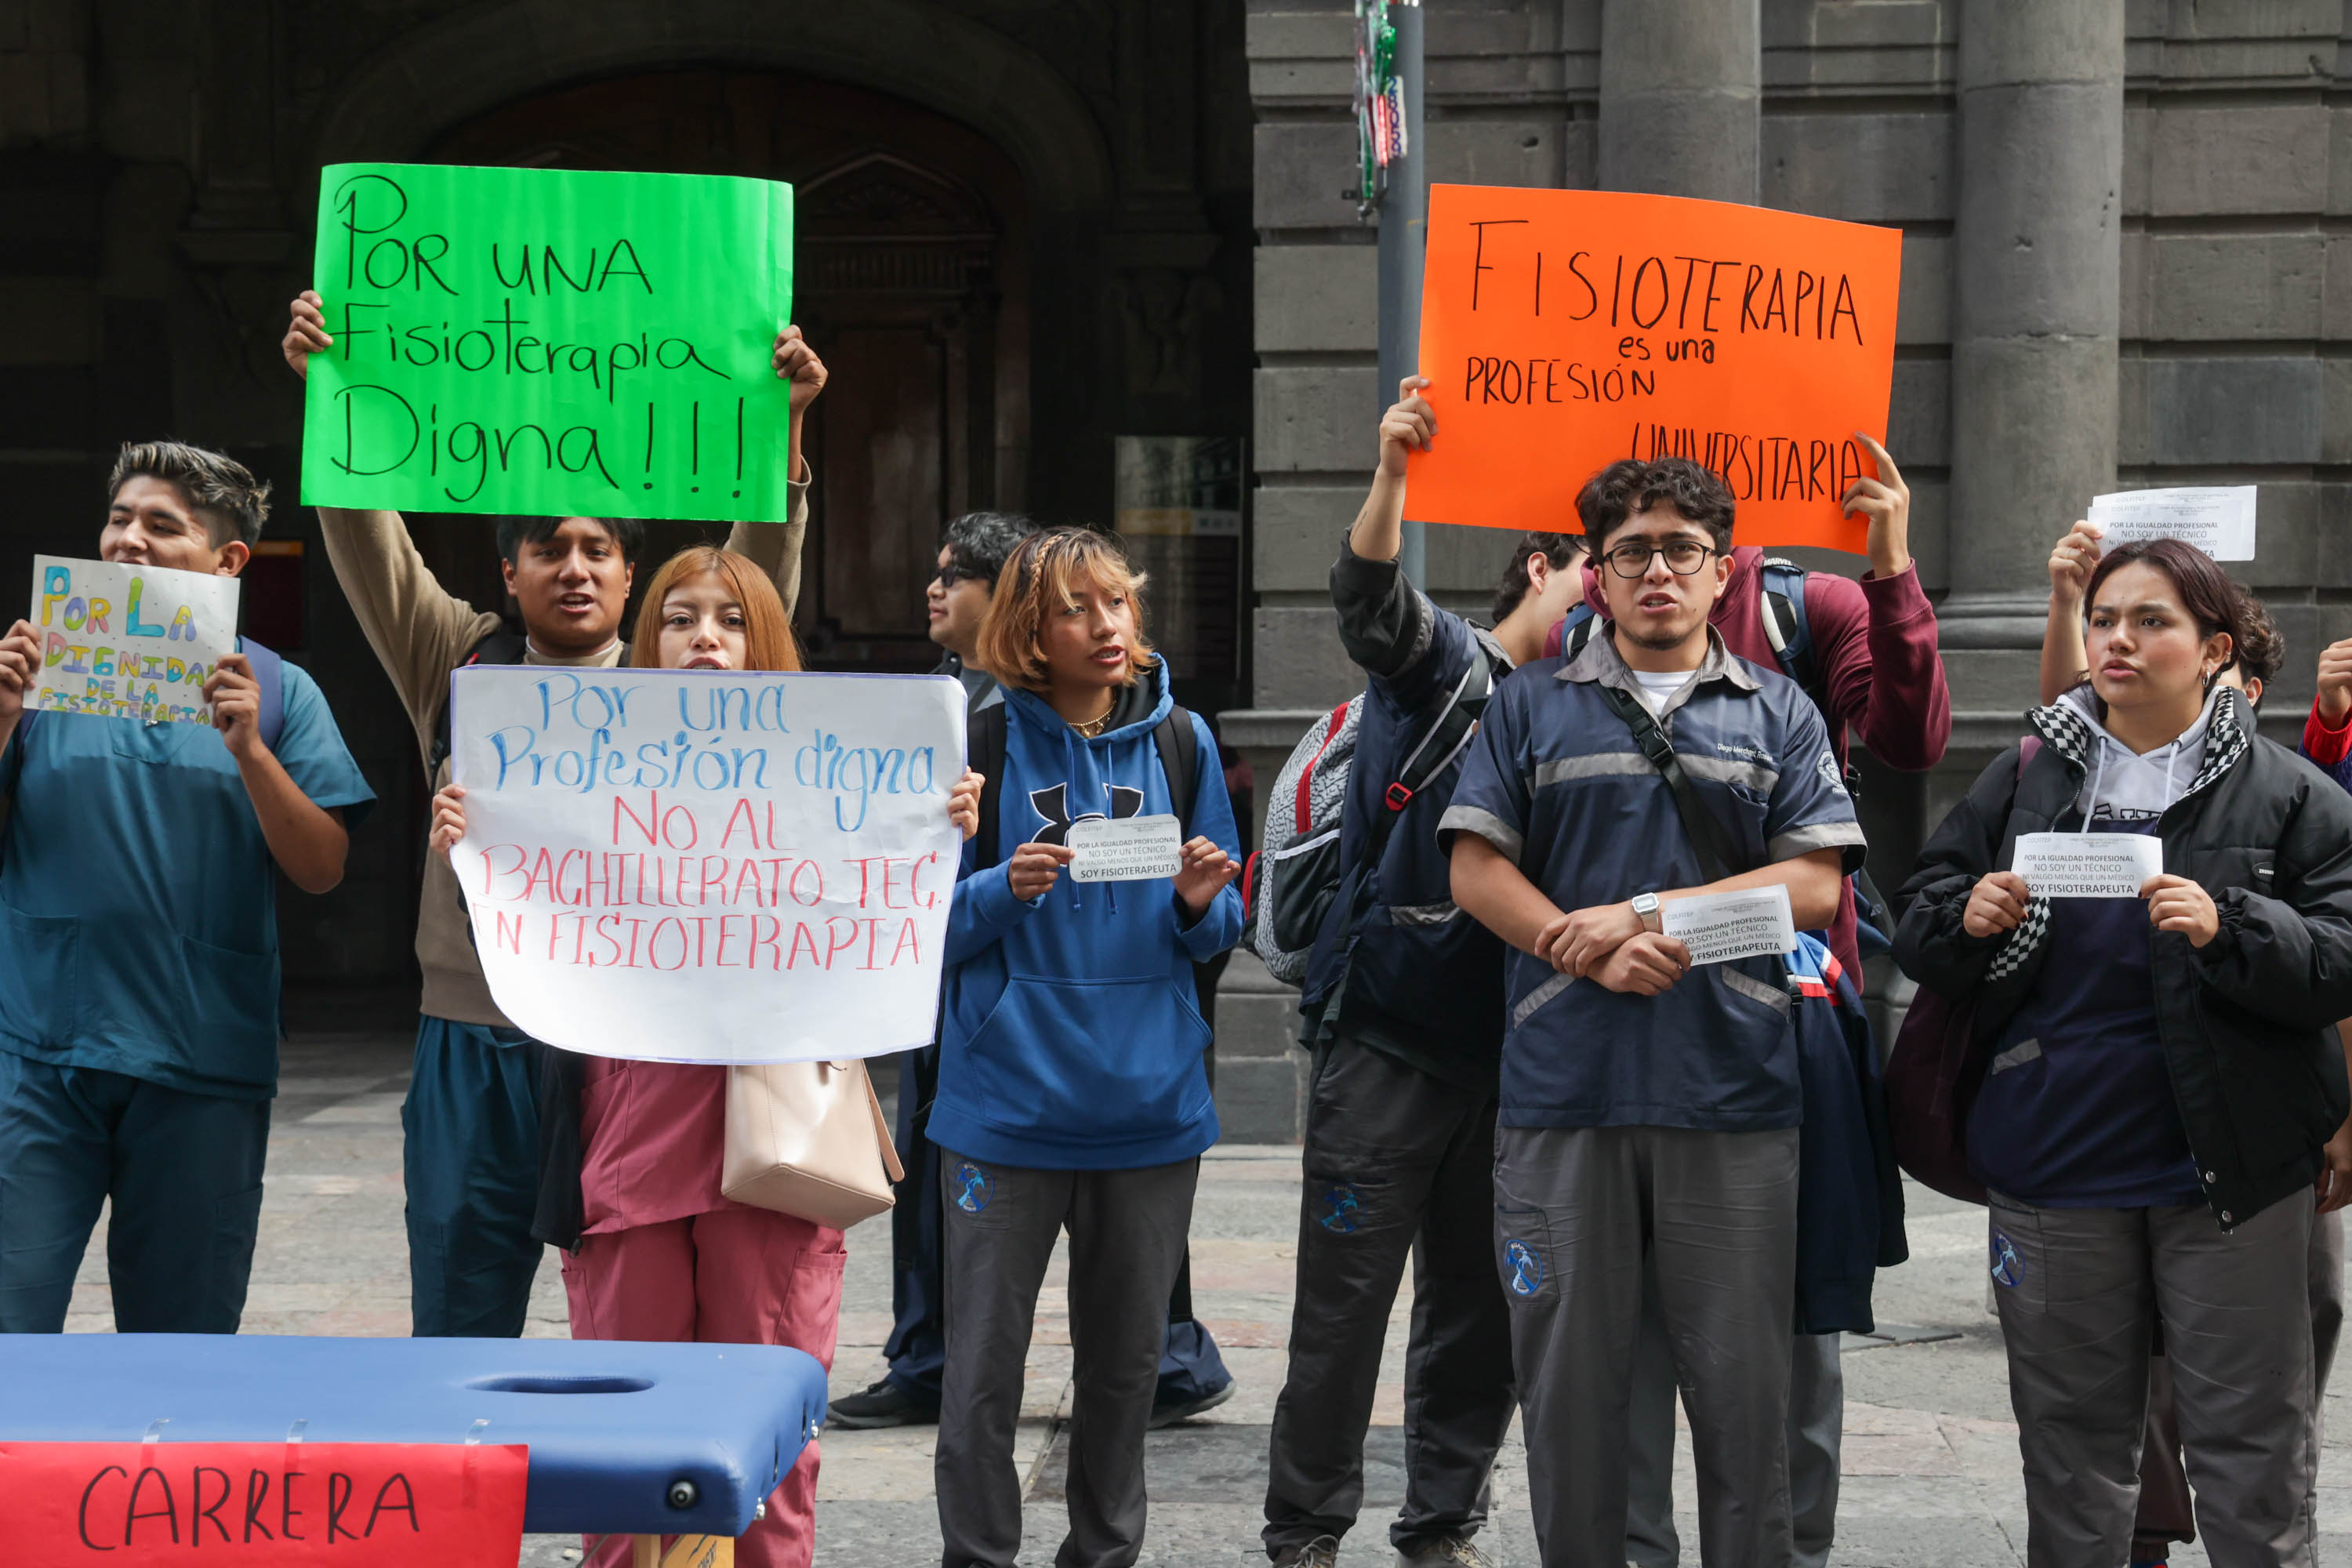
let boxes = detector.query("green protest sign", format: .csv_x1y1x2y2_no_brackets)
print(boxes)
300,162,794,522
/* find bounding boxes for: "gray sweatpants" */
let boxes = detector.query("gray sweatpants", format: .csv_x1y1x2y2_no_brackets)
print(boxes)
2132,1210,2344,1559
1494,1123,1799,1568
1625,1290,1843,1568
935,1151,1199,1568
1989,1189,2317,1568
1262,1041,1517,1557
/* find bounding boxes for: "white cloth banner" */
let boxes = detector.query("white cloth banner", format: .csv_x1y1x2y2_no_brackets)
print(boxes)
27,554,240,725
2012,832,2164,899
448,666,967,1063
1659,884,1797,967
2088,485,2256,561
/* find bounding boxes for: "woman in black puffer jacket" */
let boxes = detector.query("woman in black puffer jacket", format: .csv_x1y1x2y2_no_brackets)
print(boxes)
1896,539,2352,1568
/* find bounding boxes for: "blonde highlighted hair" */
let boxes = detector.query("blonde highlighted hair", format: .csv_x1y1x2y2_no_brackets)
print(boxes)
630,546,803,673
974,528,1156,692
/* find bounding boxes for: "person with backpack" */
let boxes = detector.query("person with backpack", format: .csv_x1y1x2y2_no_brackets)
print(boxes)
1257,377,1581,1568
1897,539,2352,1568
281,291,827,1338
0,442,376,1333
1551,436,1947,1568
1443,456,1866,1568
930,526,1243,1568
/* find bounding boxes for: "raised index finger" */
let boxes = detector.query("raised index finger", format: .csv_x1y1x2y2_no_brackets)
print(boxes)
1853,431,1901,488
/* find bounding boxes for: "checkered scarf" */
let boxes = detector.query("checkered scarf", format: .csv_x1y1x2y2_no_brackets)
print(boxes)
1983,688,2252,983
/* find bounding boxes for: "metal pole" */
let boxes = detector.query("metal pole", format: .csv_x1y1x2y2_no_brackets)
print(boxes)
1377,0,1425,586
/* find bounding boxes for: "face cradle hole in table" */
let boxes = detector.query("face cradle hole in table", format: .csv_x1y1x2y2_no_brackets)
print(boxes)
463,1372,655,1395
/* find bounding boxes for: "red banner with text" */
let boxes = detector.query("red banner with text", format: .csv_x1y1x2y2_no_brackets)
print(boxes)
0,1441,528,1565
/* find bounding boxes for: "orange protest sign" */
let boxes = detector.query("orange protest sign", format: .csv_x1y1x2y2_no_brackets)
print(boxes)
1406,186,1903,553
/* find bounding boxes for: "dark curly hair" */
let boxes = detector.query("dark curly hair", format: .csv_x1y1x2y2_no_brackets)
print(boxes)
108,441,272,548
942,510,1040,587
1490,534,1585,622
2230,583,2281,704
1575,457,1737,554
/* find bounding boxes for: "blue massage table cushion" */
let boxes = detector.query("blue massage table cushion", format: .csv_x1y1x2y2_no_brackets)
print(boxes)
0,1334,827,1537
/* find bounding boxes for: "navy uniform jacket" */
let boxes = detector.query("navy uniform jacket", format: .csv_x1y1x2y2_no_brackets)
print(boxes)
1439,626,1865,1132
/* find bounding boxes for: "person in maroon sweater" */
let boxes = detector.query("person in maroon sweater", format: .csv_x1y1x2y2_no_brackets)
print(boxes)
1548,435,1950,1568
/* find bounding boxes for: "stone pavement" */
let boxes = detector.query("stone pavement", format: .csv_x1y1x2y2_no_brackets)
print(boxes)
64,1018,2352,1566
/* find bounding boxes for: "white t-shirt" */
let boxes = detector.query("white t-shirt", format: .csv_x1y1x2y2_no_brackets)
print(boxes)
1628,667,1695,717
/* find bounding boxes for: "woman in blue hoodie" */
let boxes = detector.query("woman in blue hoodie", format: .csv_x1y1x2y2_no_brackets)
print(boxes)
930,527,1243,1568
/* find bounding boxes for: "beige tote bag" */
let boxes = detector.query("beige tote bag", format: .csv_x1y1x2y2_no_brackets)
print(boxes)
721,1059,905,1230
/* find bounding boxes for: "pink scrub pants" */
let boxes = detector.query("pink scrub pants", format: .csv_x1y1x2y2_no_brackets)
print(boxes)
562,1207,848,1568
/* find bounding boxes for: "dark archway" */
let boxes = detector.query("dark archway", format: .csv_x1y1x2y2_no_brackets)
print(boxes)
424,71,1032,670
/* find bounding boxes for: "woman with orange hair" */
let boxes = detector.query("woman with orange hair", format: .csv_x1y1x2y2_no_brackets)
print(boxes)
430,545,980,1568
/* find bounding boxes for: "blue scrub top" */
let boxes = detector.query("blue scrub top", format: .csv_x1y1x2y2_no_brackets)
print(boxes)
0,652,376,1099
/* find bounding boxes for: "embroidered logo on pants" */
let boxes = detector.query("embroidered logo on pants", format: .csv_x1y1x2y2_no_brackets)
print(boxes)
1316,1182,1363,1233
1990,1232,2024,1288
953,1162,993,1214
1504,1239,1544,1296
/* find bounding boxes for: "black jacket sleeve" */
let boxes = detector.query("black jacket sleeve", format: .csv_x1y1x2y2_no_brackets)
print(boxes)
1893,747,2019,1000
2194,766,2352,1033
1331,546,1445,695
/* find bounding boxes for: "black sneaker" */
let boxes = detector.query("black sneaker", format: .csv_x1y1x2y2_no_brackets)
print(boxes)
1148,1378,1236,1429
826,1378,938,1430
1273,1535,1340,1568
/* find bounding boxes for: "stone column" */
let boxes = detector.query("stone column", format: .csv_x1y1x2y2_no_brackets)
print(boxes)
1943,1,2125,665
1598,0,1760,202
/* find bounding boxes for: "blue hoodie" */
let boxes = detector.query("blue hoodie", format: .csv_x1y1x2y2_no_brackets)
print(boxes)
930,662,1243,1170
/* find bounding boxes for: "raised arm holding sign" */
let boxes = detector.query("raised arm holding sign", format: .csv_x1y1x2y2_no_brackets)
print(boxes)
1407,186,1903,553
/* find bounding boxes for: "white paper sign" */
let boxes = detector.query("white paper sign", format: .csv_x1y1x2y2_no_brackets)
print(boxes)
27,555,240,724
1069,813,1185,883
2087,486,2256,561
2012,833,2165,898
448,667,967,1064
1660,884,1798,967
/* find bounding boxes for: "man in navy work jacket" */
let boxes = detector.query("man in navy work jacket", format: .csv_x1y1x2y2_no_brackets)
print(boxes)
1261,376,1584,1568
0,441,375,1334
1444,457,1865,1568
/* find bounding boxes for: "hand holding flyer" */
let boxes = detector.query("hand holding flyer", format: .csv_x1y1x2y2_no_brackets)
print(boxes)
1659,884,1797,967
1069,814,1185,882
2011,833,2165,898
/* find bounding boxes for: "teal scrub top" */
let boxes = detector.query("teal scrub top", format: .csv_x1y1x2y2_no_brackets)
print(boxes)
0,655,376,1099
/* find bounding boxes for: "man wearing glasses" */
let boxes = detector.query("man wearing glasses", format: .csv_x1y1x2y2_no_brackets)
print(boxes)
1549,448,1947,1568
1443,459,1868,1567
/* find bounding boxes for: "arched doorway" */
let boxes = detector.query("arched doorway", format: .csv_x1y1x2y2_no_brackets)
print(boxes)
427,70,1032,671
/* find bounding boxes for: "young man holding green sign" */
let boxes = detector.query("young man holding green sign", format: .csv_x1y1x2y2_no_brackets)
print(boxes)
284,292,829,1338
0,442,376,1334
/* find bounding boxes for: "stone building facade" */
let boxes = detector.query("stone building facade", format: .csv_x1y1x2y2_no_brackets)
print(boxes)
2,2,2346,1138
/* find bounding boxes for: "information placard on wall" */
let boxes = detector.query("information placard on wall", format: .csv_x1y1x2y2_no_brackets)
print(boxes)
299,162,794,524
447,667,967,1063
1408,186,1904,553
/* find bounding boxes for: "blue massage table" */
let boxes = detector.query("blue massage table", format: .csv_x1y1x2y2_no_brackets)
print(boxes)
0,1334,828,1563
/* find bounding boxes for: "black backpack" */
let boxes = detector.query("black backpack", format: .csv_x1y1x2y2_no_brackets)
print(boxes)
967,701,1199,869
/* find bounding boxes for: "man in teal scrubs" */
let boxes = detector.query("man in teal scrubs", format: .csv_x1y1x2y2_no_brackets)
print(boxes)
0,441,375,1333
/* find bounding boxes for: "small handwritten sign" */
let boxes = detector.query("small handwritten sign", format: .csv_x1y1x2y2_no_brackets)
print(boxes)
27,555,239,725
0,1440,526,1565
2012,833,2164,898
1660,884,1798,966
1409,186,1903,553
300,162,794,523
1069,815,1185,883
448,667,967,1063
2089,486,2256,561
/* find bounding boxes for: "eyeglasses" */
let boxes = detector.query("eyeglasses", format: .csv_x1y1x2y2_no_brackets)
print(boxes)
931,561,987,589
1602,539,1716,579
